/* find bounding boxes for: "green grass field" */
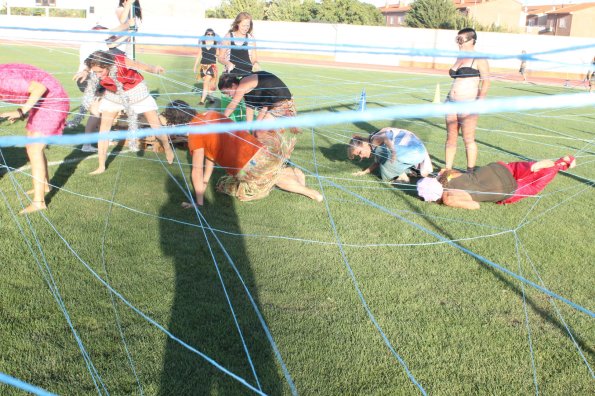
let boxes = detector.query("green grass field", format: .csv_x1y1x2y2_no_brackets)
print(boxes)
0,44,593,395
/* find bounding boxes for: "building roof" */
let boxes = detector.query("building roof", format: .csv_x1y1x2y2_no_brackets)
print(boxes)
525,2,595,15
378,4,411,13
545,2,595,14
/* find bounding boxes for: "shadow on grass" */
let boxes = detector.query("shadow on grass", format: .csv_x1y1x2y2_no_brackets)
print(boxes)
384,178,595,360
158,170,284,394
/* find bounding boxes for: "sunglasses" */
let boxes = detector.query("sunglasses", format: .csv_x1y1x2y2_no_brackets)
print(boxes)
206,33,215,36
456,35,472,45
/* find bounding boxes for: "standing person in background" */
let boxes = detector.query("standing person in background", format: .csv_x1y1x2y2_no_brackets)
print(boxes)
0,64,70,214
519,50,527,82
112,0,142,59
444,28,490,173
84,50,174,175
587,56,595,93
219,12,259,77
193,28,220,106
68,24,111,152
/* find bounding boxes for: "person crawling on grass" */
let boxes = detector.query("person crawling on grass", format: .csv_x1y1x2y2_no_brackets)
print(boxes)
160,101,323,206
348,127,433,183
416,155,576,209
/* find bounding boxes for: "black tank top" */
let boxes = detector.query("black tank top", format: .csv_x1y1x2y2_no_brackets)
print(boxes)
200,46,216,65
230,32,253,77
446,163,517,202
243,71,292,109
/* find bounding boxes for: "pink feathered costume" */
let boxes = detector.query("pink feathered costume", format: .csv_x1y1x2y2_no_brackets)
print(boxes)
0,64,69,136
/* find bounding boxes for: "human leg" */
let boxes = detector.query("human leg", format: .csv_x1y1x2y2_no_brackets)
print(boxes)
444,113,460,170
22,142,48,214
461,114,478,171
201,75,212,104
90,111,118,175
275,167,323,202
144,110,174,164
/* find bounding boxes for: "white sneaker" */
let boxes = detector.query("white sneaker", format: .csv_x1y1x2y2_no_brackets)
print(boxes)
128,139,140,152
81,144,97,153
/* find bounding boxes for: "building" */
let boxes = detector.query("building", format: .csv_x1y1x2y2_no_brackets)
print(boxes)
525,3,595,37
378,1,412,27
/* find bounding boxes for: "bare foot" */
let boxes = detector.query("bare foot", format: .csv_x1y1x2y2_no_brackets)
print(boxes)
20,201,47,214
311,191,324,202
165,149,174,165
89,167,106,175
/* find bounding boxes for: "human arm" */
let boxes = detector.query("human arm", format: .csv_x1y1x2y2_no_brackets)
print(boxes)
255,106,268,121
352,162,379,176
218,34,234,72
245,106,255,122
116,1,133,24
477,59,490,99
442,190,480,210
250,36,259,71
0,81,47,122
124,58,164,74
193,47,203,74
372,130,397,163
189,148,207,206
223,74,258,118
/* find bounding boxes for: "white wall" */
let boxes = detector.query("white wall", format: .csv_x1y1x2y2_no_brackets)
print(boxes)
0,15,592,76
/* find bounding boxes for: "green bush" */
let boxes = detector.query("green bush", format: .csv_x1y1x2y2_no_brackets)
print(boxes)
49,8,86,18
10,7,46,16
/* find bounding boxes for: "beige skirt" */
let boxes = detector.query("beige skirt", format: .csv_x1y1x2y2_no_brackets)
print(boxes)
216,129,296,201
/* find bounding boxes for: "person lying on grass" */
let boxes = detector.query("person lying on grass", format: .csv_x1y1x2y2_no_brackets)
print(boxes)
348,127,433,183
416,156,576,209
160,101,323,206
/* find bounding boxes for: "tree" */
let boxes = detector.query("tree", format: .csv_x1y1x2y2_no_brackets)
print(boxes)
317,0,383,25
405,0,458,29
206,0,266,20
266,0,303,22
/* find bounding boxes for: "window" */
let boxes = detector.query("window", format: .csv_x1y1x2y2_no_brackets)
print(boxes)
559,17,567,28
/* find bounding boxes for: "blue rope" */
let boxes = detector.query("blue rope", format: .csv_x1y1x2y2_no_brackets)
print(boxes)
0,177,108,395
514,234,540,395
2,93,595,148
2,25,594,65
0,372,57,396
100,161,144,395
309,127,427,394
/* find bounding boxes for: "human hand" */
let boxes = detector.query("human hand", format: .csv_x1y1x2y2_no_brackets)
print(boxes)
73,70,88,83
390,153,396,163
152,65,165,74
227,63,235,72
0,110,23,123
252,61,260,72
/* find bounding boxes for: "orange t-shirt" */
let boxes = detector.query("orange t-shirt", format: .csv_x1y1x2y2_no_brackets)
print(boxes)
187,111,262,176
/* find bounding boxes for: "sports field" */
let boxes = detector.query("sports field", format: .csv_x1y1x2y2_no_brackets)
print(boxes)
0,44,593,395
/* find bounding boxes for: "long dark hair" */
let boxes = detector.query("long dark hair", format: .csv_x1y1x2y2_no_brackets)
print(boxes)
201,28,217,46
347,135,369,160
218,72,241,91
119,0,142,21
85,50,115,69
229,12,253,35
161,100,196,126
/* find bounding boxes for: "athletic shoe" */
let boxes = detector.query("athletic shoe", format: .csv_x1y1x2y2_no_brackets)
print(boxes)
81,144,97,153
